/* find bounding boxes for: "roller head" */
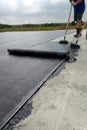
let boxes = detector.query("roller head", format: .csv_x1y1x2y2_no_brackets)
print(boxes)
71,43,80,49
59,40,69,44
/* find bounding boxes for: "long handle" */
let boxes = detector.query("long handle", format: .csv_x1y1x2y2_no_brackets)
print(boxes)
64,5,72,41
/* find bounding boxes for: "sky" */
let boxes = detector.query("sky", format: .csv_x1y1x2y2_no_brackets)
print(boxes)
0,0,87,25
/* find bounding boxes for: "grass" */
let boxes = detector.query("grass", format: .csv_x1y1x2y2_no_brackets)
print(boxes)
0,24,87,32
0,25,76,32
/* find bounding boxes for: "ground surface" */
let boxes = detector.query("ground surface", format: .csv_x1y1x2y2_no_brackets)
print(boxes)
12,30,87,130
0,30,74,129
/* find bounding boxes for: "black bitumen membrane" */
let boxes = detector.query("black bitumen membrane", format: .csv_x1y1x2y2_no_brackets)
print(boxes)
0,30,74,129
7,41,70,58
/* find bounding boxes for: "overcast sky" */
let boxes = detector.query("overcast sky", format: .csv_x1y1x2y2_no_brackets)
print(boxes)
0,0,87,25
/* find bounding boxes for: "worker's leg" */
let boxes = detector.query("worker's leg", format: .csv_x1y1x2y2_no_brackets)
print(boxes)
73,12,78,37
74,11,84,37
74,20,82,37
77,19,82,29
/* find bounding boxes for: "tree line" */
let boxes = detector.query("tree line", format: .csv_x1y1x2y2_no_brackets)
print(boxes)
0,24,12,28
0,22,86,29
0,23,68,28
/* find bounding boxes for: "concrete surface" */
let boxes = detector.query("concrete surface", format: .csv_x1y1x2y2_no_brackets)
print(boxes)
12,30,87,130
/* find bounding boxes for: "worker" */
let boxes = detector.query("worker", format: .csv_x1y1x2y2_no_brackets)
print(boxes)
70,0,85,37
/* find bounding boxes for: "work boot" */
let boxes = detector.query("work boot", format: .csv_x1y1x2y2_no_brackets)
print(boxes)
73,28,82,38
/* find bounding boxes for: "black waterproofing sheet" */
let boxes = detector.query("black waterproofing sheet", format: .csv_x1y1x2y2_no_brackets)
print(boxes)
0,30,74,129
8,41,70,58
